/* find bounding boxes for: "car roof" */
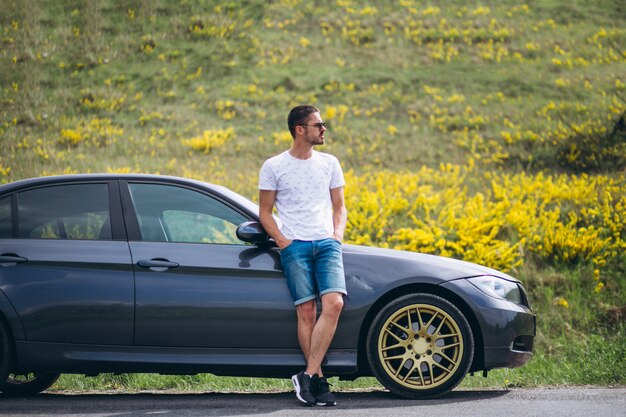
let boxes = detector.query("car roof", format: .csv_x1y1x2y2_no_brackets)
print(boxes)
0,173,215,192
0,174,261,219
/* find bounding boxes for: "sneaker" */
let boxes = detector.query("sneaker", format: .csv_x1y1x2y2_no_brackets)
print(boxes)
291,371,316,406
315,377,337,406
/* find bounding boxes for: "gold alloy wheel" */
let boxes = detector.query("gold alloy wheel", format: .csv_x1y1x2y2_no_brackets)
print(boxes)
377,303,464,390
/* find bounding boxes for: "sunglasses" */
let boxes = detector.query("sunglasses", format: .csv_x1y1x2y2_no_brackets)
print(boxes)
297,122,326,129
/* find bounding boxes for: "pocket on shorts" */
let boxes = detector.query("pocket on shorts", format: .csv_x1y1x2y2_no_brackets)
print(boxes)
328,238,342,249
280,240,296,253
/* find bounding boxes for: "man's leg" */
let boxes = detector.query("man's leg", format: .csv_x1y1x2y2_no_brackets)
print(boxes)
295,299,317,360
305,292,344,377
282,241,317,361
288,239,345,406
306,238,347,377
292,300,319,406
284,241,319,406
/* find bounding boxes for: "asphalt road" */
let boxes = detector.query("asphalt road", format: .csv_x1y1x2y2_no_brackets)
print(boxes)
1,388,624,417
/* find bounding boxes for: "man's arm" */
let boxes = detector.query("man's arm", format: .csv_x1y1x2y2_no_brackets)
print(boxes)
259,189,292,249
330,186,347,242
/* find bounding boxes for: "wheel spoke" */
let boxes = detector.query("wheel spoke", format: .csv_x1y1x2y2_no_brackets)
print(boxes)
435,350,458,365
423,311,438,332
416,361,427,385
389,318,409,333
402,363,418,382
439,341,461,350
432,360,452,373
404,308,412,331
384,327,406,343
381,342,404,352
416,307,424,331
384,353,408,361
428,362,435,382
394,358,410,377
435,333,459,339
433,315,447,335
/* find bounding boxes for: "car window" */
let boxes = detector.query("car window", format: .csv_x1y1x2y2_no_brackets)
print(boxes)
18,184,111,240
128,183,247,244
0,195,12,238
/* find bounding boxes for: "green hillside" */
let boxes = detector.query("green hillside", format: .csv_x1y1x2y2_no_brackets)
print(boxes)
1,0,624,391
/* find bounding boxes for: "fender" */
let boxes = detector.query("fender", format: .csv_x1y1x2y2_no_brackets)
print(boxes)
0,289,25,341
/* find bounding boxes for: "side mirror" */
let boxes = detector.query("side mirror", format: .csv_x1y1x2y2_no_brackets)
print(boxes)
236,221,271,245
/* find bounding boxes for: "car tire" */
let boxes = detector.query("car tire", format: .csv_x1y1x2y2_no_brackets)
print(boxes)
367,293,474,399
1,372,61,396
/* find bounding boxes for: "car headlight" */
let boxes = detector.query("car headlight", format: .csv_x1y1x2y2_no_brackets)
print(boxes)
468,276,522,304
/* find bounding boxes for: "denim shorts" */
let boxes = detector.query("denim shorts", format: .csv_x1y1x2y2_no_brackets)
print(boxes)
280,238,347,306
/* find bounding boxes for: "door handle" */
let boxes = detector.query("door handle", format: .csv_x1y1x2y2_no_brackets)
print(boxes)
137,259,179,272
0,254,28,267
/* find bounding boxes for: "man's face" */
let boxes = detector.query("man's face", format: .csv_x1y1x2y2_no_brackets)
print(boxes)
300,112,327,146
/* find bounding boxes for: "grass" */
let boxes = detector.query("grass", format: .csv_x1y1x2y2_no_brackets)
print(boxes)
1,0,625,392
51,329,625,392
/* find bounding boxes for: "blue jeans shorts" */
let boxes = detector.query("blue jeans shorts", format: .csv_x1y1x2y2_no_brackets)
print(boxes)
280,238,347,306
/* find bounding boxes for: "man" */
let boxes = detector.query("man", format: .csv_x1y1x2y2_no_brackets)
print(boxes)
258,105,347,407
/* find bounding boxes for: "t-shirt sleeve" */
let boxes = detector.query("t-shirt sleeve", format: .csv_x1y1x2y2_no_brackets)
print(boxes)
258,160,277,190
329,156,345,189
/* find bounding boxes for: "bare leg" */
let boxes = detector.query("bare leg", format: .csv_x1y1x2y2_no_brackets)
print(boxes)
295,299,317,361
305,292,344,377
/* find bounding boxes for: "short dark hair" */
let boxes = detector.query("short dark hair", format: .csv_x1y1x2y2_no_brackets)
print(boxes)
287,105,319,138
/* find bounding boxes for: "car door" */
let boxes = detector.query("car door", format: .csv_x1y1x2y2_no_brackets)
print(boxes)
121,180,297,348
0,181,134,345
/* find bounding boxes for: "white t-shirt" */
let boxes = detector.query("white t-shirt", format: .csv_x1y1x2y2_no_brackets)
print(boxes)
259,150,345,241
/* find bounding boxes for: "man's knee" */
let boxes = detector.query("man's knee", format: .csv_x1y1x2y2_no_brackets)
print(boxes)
296,300,317,323
322,293,344,317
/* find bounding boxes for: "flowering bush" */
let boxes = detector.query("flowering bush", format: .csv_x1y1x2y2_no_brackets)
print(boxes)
345,164,626,288
58,118,124,147
181,127,235,154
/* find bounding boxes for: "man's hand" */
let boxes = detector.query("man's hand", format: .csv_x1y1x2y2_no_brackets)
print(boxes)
276,237,293,250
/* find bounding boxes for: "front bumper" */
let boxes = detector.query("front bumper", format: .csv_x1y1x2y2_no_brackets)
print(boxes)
440,278,536,370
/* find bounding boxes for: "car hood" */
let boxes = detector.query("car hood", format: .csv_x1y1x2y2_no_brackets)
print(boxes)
342,243,518,284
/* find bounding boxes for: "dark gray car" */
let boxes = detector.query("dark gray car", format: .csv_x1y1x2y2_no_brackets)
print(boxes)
0,174,535,398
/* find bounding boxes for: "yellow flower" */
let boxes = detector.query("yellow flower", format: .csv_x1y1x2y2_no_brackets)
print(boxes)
594,282,604,293
325,106,337,121
555,297,569,308
272,131,292,146
182,127,235,153
0,164,11,177
60,129,83,145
